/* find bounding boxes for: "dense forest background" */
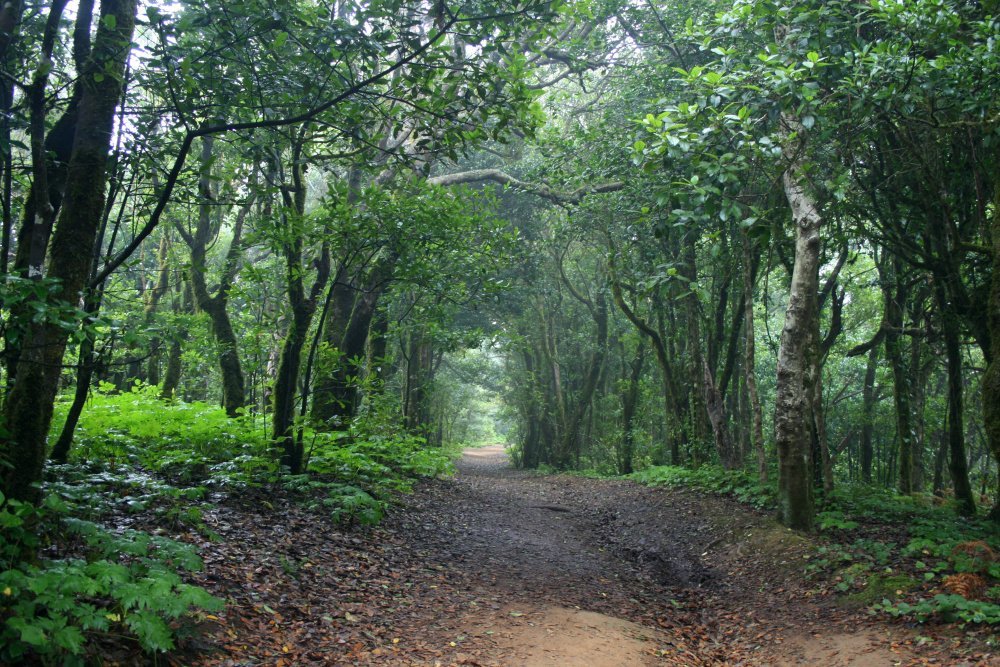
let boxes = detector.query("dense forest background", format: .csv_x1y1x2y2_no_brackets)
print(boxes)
0,0,999,661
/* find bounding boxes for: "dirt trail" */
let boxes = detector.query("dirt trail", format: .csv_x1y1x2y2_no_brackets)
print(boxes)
187,445,983,666
376,445,921,666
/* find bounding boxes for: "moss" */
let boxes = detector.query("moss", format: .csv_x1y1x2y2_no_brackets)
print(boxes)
845,574,919,607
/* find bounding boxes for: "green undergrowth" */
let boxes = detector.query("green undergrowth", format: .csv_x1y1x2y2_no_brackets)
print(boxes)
628,464,777,509
1,385,455,663
628,464,1000,627
0,491,223,665
53,383,454,520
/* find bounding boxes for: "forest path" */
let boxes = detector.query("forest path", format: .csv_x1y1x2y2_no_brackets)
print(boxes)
185,446,961,666
375,445,920,666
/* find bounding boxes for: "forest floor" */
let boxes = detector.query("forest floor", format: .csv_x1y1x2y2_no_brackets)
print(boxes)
174,446,998,666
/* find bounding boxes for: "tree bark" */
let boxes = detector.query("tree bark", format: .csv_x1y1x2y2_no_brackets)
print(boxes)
312,261,392,425
177,135,252,417
608,259,683,463
742,231,767,483
273,150,330,473
985,179,1000,520
860,345,879,484
938,284,976,516
0,0,136,502
619,341,645,475
879,255,915,494
161,275,192,400
774,119,820,531
144,234,171,386
557,294,607,468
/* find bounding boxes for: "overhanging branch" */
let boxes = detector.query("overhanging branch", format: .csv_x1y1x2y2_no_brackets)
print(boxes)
426,168,624,204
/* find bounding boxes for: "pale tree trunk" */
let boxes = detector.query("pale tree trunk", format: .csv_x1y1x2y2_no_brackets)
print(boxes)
774,117,820,531
703,359,736,468
742,230,767,483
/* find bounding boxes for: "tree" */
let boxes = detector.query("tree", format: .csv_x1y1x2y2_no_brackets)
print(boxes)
1,0,137,502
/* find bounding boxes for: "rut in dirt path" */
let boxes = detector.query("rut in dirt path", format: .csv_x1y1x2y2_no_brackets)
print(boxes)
395,445,715,602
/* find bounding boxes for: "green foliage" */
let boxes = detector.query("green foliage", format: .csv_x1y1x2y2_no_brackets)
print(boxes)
629,465,777,509
631,466,1000,624
52,384,452,526
0,492,222,663
874,595,1000,626
816,510,859,532
56,383,272,481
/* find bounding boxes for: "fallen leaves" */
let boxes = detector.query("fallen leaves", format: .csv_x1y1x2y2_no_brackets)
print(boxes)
136,450,998,666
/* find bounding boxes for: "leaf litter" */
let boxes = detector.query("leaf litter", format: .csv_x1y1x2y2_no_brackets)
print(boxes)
152,446,998,665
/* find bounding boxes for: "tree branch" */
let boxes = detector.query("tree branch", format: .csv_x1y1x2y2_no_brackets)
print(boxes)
426,168,623,204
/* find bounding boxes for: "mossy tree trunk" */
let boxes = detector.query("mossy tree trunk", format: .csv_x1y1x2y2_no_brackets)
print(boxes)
741,230,767,483
311,262,391,426
176,135,254,417
985,179,1000,521
860,345,879,484
619,340,645,475
272,145,330,473
0,0,136,502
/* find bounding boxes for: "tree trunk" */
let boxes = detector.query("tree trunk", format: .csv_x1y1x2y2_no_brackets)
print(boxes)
774,120,820,531
985,182,1000,520
703,359,736,468
312,269,388,425
619,341,645,475
273,151,330,473
880,256,914,494
161,276,192,401
5,0,84,386
608,263,682,464
180,134,251,417
860,345,879,484
0,0,136,502
742,231,767,483
275,321,309,471
144,234,171,386
558,294,607,468
311,279,356,424
939,287,976,516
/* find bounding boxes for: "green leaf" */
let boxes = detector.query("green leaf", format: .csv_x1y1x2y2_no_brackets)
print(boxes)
8,617,47,646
